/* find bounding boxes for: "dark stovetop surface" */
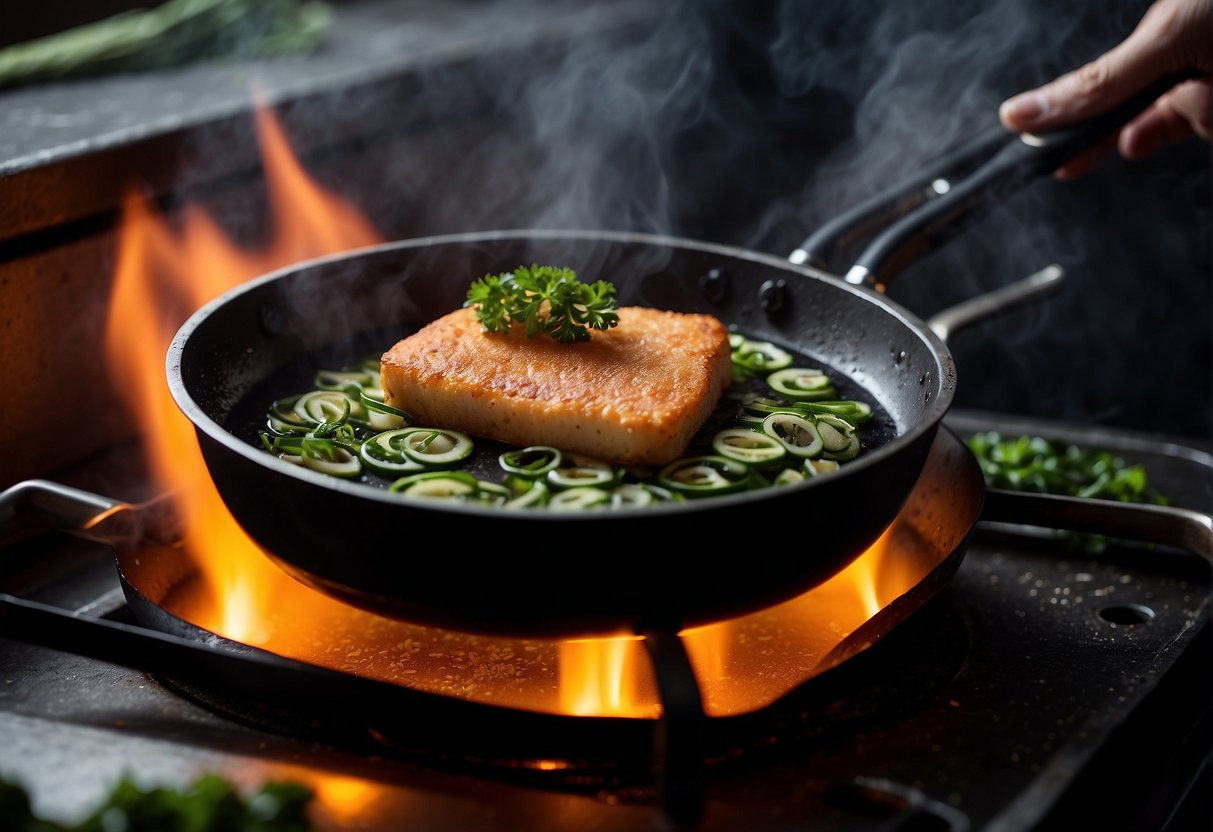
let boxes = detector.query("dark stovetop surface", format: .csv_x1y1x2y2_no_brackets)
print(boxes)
1,410,1210,831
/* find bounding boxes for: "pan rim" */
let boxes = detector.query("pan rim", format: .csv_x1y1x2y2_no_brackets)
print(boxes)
165,228,957,521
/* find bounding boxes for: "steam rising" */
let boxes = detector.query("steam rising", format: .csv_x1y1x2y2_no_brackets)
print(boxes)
426,0,1204,437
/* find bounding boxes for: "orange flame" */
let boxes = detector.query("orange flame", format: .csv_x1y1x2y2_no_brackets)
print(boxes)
106,103,381,643
558,635,656,718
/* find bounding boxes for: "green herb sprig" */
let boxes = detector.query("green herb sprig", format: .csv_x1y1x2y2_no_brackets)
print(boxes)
465,264,619,344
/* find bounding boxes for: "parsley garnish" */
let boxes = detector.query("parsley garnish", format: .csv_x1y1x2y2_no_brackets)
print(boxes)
465,264,619,344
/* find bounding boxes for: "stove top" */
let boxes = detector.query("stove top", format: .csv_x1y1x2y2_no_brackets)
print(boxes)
1,411,1210,832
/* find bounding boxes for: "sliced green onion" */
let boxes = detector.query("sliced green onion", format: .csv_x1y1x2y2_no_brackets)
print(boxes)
611,483,654,508
504,478,550,509
359,432,426,476
314,369,374,391
711,428,787,466
476,481,513,506
761,412,823,458
732,338,793,379
657,455,750,497
805,458,842,476
300,438,360,478
396,427,474,468
773,467,806,486
547,453,617,489
500,446,562,478
548,487,613,511
793,399,872,424
814,418,852,453
294,390,356,426
640,483,684,504
360,390,412,430
389,470,480,500
269,394,308,427
767,367,836,401
266,415,310,436
822,431,860,462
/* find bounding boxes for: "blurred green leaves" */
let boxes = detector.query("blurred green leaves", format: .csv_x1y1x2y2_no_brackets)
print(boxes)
0,0,332,91
966,430,1171,553
0,773,314,832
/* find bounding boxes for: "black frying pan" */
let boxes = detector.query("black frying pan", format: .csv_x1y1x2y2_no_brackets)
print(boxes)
169,230,951,636
164,77,1185,638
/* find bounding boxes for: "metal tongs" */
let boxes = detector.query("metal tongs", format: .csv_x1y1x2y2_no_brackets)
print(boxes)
791,71,1197,289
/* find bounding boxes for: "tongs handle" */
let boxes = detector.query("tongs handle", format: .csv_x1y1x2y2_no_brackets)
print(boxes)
794,70,1195,289
791,127,1011,273
982,488,1213,562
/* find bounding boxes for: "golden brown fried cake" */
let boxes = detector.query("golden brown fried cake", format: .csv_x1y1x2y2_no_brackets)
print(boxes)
380,306,732,466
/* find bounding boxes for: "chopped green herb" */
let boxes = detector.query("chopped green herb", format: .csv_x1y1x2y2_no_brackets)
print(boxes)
0,773,314,831
465,264,619,344
966,430,1171,552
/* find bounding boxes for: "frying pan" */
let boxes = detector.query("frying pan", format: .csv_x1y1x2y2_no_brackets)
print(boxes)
164,76,1186,638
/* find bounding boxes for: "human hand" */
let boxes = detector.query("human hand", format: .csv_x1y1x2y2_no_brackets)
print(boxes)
999,0,1211,179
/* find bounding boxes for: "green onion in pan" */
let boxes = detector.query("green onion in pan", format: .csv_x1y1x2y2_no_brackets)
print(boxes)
760,412,824,458
548,487,613,511
813,415,853,452
610,483,686,507
711,428,787,466
396,427,474,468
389,470,480,500
359,390,412,430
475,481,513,506
773,467,805,486
766,367,836,401
504,478,551,509
547,453,617,489
300,438,360,478
293,390,363,426
359,430,426,476
731,337,793,379
266,415,310,436
805,458,842,476
657,455,750,497
793,399,872,424
500,446,563,478
314,369,375,391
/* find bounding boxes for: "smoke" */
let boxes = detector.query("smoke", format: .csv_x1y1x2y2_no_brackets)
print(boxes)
411,0,1205,437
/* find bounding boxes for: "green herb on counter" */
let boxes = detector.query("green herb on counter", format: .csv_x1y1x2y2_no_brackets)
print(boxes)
0,773,314,832
966,430,1171,552
0,0,331,91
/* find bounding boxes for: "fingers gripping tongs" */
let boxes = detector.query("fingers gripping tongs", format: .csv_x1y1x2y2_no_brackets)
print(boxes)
792,71,1196,290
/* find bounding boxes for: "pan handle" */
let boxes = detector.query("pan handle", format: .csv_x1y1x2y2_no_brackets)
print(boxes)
791,70,1195,289
925,263,1065,346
